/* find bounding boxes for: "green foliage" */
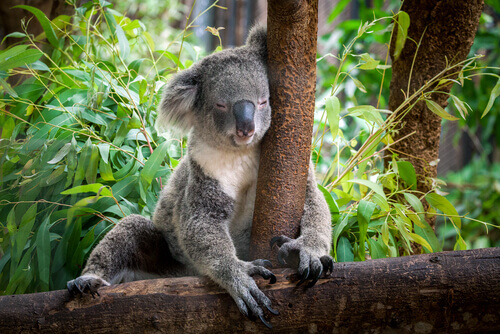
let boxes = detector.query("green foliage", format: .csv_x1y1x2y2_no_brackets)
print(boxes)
442,160,500,249
0,0,207,294
314,4,498,262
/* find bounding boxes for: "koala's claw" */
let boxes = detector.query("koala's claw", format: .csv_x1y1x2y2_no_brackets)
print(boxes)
321,255,335,275
270,235,292,248
259,314,273,329
271,235,334,287
67,275,109,297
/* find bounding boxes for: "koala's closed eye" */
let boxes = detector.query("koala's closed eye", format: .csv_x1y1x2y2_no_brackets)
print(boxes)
216,102,227,111
258,100,268,109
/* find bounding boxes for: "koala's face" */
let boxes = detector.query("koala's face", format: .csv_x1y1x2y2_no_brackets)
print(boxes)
157,26,270,150
196,54,271,148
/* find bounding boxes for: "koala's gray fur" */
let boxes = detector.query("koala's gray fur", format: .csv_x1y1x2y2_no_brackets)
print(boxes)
67,26,333,328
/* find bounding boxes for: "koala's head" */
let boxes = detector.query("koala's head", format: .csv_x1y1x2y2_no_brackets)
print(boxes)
156,26,270,149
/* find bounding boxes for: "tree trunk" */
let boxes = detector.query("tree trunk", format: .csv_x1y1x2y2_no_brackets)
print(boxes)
250,0,319,261
1,248,499,333
388,0,484,227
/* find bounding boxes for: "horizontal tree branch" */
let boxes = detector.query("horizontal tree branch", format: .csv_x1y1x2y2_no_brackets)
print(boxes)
1,248,499,333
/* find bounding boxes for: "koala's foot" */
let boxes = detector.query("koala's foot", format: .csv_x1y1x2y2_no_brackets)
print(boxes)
67,274,110,298
270,235,334,288
230,259,279,329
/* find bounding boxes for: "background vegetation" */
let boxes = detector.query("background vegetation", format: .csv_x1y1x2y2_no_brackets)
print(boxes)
0,0,498,294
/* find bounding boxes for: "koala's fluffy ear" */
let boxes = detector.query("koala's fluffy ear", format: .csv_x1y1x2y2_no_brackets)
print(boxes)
245,26,267,60
156,65,200,134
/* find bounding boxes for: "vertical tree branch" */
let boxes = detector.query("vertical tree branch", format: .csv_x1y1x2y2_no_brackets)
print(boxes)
250,0,319,261
388,0,484,227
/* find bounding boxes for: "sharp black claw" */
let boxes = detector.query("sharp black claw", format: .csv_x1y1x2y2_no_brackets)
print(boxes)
259,314,273,329
266,304,280,315
262,259,273,268
327,257,334,274
277,252,286,265
270,236,280,248
297,267,310,286
307,266,323,288
269,273,277,284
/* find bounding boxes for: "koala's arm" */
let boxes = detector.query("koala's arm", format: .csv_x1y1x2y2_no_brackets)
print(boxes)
271,161,333,286
177,165,278,325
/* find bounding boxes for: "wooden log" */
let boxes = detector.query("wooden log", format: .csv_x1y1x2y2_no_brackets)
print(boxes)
1,248,499,333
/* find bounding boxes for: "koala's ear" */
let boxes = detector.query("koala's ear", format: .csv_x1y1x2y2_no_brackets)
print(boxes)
156,65,200,134
245,26,267,60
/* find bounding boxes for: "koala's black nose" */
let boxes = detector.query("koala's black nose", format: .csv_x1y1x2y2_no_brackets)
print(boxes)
233,100,255,138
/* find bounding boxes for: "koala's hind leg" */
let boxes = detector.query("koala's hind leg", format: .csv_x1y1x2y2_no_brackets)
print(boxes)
67,214,182,296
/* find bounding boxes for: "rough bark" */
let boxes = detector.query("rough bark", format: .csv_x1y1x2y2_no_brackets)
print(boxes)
388,0,484,225
250,0,319,261
1,248,499,333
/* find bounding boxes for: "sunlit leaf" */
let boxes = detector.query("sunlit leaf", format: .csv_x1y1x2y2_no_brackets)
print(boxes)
325,95,340,139
393,11,410,60
425,193,461,228
425,99,459,121
481,78,500,118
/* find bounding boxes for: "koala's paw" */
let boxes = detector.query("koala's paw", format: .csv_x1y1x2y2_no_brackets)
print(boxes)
67,274,110,298
270,235,334,288
230,259,279,329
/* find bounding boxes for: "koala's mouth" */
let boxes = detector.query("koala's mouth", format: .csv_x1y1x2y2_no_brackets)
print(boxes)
231,133,255,147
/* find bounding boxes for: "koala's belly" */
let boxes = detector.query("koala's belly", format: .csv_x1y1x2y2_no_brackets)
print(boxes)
229,183,256,260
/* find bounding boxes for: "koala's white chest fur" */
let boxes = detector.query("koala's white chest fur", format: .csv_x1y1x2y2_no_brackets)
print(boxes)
191,142,260,256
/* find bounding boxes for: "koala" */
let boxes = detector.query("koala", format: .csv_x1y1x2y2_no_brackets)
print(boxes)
67,26,333,328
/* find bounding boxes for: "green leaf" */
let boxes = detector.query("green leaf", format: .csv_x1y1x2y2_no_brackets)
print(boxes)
0,77,19,98
414,217,441,253
352,77,367,93
13,5,59,48
371,193,390,212
450,94,469,119
325,96,340,139
13,204,37,265
318,184,339,214
358,54,380,70
85,143,100,185
368,239,387,259
357,200,375,261
99,158,115,181
0,49,43,71
0,45,28,63
425,99,459,121
332,215,350,261
347,179,386,198
454,235,467,251
393,11,410,60
1,32,27,43
337,236,354,262
62,183,113,197
425,193,461,228
327,0,351,22
47,143,72,164
481,78,500,118
407,232,433,253
397,161,417,190
141,141,169,187
36,216,51,291
115,24,130,59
